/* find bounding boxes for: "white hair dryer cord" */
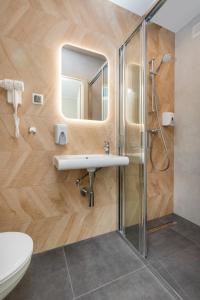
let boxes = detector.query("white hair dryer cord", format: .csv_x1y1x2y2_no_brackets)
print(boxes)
13,93,20,138
13,113,20,138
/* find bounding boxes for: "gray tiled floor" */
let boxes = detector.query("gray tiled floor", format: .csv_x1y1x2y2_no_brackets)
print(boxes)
6,248,73,300
77,268,174,300
65,232,143,297
159,214,200,247
148,214,200,300
148,227,191,259
5,232,174,300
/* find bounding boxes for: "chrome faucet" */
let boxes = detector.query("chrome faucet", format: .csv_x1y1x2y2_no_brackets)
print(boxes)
103,141,110,155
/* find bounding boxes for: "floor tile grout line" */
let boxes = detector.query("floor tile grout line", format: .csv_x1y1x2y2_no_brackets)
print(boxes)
62,247,76,300
188,238,200,249
149,238,194,261
148,240,192,298
118,231,179,299
74,265,146,300
158,214,200,250
146,262,185,299
147,263,184,300
180,234,200,250
170,227,200,250
117,232,147,266
147,217,200,300
150,256,190,300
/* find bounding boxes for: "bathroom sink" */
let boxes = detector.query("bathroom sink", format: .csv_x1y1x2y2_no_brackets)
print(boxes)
53,154,129,171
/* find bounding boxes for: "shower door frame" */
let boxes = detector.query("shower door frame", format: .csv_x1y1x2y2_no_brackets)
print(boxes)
118,0,167,257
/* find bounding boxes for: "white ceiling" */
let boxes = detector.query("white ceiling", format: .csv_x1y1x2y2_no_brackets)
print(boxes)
152,0,200,32
109,0,156,16
109,0,200,32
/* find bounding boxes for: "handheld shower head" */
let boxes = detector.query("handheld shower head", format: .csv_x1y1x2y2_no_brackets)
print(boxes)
162,53,172,63
156,53,172,73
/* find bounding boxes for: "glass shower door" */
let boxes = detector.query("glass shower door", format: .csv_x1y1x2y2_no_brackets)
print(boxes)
119,22,147,256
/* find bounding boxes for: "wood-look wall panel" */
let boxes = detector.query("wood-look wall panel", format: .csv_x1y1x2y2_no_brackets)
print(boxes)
0,0,175,251
0,0,140,253
124,23,175,227
147,24,175,221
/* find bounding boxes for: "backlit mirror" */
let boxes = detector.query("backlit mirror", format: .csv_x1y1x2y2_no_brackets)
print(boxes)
61,45,108,121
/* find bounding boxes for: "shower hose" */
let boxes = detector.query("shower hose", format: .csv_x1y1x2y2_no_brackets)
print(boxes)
149,84,170,172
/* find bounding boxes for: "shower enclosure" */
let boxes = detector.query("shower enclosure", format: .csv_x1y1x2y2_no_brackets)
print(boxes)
119,22,147,256
118,0,167,257
119,0,200,298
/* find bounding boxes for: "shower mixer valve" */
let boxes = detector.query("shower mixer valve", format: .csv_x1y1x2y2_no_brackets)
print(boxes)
148,128,160,134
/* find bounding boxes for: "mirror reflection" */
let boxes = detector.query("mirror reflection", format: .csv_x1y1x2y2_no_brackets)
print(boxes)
61,45,108,121
126,64,140,124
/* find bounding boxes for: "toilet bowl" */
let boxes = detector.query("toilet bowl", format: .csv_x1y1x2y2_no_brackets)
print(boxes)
0,232,33,300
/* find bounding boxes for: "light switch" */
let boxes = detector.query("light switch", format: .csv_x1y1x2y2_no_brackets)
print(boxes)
32,93,43,105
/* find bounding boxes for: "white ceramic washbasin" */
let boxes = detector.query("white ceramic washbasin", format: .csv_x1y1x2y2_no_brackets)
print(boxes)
53,154,129,171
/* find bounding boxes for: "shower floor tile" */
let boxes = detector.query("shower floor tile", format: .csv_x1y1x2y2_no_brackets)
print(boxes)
148,213,200,300
148,227,191,259
157,244,200,300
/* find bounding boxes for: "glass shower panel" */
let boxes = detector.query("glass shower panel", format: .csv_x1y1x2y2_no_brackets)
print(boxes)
119,23,147,255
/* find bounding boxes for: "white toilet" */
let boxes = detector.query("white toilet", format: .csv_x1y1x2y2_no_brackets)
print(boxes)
0,232,33,300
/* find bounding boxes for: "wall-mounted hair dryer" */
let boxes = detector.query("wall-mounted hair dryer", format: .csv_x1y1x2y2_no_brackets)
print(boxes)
0,79,24,138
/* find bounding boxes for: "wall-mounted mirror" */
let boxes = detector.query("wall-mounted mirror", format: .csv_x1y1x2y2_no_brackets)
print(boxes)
61,45,108,121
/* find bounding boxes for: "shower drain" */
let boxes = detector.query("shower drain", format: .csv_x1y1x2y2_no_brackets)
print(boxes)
148,221,177,233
